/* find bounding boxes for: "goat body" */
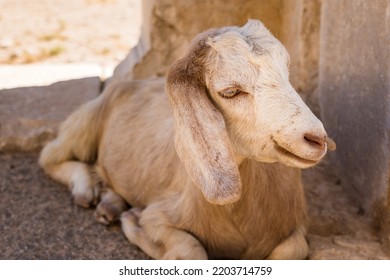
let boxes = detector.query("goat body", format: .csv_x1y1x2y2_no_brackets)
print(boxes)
39,20,333,259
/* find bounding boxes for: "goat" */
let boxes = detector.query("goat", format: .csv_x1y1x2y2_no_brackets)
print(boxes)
39,20,335,259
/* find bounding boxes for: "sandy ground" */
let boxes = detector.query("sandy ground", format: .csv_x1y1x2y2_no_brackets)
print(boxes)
0,0,141,66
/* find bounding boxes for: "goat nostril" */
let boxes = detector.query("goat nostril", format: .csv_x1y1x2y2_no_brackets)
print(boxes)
304,133,326,148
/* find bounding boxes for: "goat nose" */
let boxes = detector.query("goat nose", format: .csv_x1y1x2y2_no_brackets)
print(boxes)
303,133,326,149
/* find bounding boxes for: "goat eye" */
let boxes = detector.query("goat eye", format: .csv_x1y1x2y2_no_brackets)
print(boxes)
218,88,242,98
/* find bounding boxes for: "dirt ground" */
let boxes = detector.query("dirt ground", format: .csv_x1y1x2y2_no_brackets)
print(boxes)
303,165,389,259
0,153,149,259
0,152,388,259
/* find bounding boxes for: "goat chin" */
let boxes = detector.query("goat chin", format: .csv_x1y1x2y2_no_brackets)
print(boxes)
39,20,335,260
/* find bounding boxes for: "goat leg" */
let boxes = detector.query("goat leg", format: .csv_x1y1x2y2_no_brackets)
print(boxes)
121,206,208,260
44,161,100,208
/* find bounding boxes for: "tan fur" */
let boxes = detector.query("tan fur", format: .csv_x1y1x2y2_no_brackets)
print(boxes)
39,20,334,259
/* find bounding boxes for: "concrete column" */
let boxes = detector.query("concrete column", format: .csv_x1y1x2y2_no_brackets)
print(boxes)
115,0,285,80
318,0,389,234
282,0,322,114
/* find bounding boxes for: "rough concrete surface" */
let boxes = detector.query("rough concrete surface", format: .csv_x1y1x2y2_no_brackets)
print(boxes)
318,0,390,217
0,64,112,89
0,153,149,260
0,77,100,153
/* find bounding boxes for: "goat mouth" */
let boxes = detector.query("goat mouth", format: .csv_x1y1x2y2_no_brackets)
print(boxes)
273,141,318,166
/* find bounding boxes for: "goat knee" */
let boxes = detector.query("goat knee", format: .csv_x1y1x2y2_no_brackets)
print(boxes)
121,207,208,260
162,240,208,260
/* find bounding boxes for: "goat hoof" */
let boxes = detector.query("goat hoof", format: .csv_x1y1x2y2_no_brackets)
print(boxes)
95,200,127,225
71,182,100,208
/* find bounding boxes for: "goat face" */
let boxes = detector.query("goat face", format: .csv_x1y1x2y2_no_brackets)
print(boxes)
166,20,334,205
204,20,333,169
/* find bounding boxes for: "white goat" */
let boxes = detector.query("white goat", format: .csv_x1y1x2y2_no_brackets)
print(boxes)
39,20,335,259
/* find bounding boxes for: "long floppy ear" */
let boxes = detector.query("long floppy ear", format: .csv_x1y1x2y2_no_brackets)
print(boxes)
166,57,242,205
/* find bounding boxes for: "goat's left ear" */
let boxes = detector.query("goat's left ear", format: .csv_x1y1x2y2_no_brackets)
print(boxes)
166,58,242,205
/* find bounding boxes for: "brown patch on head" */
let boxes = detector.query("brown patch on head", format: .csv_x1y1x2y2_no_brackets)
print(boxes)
166,29,242,205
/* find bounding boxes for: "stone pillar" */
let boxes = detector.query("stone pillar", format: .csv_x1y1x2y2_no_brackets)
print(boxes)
318,0,390,235
282,0,322,114
115,0,285,80
113,0,154,79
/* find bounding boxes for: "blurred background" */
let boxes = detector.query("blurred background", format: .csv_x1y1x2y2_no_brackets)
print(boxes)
0,0,141,88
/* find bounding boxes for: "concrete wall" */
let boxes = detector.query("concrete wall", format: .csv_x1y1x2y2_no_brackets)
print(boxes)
282,0,322,114
318,0,390,236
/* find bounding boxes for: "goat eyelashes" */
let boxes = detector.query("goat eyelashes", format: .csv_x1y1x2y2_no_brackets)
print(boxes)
219,88,244,98
39,20,335,260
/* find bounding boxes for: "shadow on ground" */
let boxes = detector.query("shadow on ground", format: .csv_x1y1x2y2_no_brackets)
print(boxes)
0,153,148,259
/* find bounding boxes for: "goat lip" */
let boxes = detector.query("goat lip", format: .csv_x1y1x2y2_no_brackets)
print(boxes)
273,141,319,166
